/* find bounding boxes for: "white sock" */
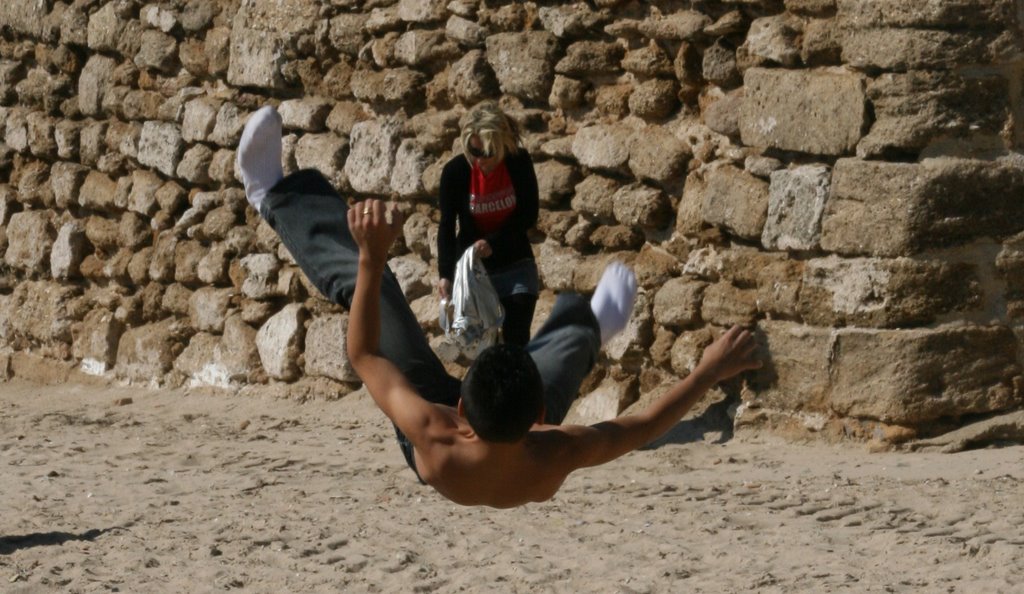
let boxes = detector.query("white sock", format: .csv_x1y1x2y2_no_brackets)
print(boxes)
590,261,637,345
237,105,283,211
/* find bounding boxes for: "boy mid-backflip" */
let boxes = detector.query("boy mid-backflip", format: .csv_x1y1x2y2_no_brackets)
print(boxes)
237,106,762,508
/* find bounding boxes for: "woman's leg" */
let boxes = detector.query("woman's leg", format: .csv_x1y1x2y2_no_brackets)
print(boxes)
500,293,537,347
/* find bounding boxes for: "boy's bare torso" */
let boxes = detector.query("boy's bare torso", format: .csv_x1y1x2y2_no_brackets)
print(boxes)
412,404,575,508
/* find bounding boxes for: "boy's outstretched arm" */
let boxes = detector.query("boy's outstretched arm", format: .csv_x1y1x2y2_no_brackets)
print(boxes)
559,326,762,470
346,200,442,435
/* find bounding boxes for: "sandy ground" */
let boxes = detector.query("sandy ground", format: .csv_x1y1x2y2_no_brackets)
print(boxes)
1,379,1022,594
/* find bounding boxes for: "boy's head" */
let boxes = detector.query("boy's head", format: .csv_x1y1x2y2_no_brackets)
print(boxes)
460,343,543,443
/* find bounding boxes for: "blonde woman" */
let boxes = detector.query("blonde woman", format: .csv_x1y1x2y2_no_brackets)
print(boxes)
437,101,540,346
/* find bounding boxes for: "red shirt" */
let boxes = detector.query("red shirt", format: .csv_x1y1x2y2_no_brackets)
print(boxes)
469,161,517,236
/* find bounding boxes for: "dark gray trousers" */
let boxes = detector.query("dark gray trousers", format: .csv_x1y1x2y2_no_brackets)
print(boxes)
260,170,601,474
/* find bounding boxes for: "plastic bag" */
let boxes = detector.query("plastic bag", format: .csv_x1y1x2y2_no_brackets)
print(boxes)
439,247,504,358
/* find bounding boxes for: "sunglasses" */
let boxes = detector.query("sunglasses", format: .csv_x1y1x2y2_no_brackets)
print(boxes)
467,144,494,159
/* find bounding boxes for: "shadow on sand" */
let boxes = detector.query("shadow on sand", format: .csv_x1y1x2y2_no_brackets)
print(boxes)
644,395,738,449
0,527,123,555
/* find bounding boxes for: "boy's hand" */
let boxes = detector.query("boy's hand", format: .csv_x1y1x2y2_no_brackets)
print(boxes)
349,199,404,267
698,325,762,382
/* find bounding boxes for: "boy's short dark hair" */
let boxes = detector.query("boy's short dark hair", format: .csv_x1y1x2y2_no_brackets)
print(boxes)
461,344,543,443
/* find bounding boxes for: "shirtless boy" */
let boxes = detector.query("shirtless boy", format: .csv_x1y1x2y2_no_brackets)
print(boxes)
238,106,762,508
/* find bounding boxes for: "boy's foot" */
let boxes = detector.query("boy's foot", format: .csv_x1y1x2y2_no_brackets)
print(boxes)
237,105,283,211
590,262,637,345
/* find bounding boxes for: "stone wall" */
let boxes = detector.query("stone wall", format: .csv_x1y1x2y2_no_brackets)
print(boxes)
1,0,1023,443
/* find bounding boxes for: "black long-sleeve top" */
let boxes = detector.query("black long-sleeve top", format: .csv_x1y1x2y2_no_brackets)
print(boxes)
437,149,539,282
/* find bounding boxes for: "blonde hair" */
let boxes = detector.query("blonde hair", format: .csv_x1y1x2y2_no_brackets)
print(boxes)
460,100,521,163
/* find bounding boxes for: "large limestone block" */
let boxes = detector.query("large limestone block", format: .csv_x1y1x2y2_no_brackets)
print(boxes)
86,2,122,52
256,303,307,381
548,75,589,110
149,231,178,282
5,211,54,272
135,30,178,73
390,138,431,198
388,254,432,301
295,133,348,189
78,55,117,117
350,68,426,106
7,280,78,344
175,316,262,387
446,15,487,47
628,127,690,183
0,0,48,36
536,240,580,292
329,14,368,56
756,260,805,319
701,165,769,241
228,28,285,89
604,290,653,366
637,11,711,41
571,174,618,221
741,14,802,67
51,221,88,280
555,41,624,76
304,313,358,383
746,321,833,413
858,72,1010,158
240,251,282,299
138,121,184,177
26,112,57,159
538,4,605,38
829,326,1021,424
16,161,52,207
209,103,247,147
279,98,332,132
345,119,402,194
189,287,234,333
116,319,190,382
448,51,497,106
628,79,679,120
564,377,636,426
572,124,633,172
820,157,1024,257
653,278,706,329
799,256,979,327
668,327,712,376
394,30,457,66
535,159,580,208
701,282,758,326
623,43,675,77
485,32,559,103
841,29,1009,71
73,309,125,373
762,164,831,251
741,68,866,156
398,0,446,23
835,0,1018,29
611,183,671,228
227,0,318,88
181,98,221,143
50,162,89,209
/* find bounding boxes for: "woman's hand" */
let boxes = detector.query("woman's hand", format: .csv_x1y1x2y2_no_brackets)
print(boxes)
348,199,403,267
438,278,452,301
473,239,492,258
